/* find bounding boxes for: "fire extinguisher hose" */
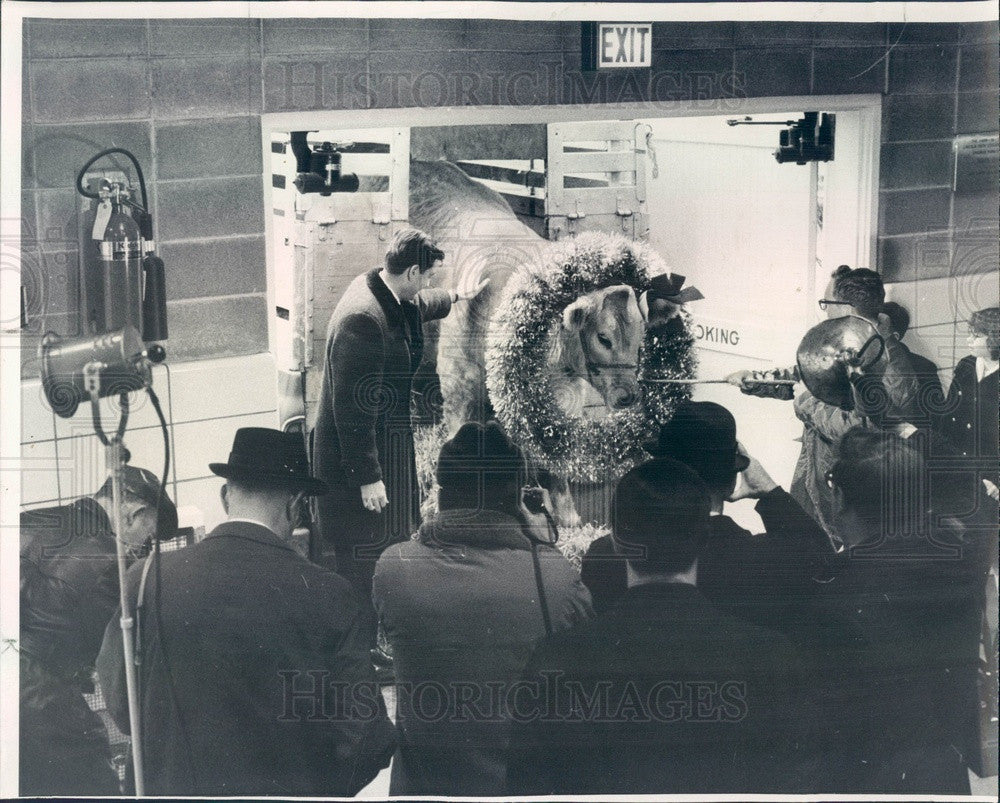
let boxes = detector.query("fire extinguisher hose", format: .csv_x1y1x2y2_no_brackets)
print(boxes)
76,147,149,211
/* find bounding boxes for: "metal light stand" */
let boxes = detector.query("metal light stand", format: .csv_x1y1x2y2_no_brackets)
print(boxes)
84,363,146,795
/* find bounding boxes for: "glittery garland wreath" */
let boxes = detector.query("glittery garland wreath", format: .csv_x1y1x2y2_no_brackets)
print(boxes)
485,231,697,483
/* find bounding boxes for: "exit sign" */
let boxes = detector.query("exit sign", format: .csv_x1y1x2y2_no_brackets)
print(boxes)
582,22,652,70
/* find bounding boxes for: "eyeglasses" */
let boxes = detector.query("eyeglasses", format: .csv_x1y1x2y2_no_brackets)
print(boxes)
818,299,852,311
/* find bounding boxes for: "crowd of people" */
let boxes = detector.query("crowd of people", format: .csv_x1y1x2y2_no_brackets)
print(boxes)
18,229,998,797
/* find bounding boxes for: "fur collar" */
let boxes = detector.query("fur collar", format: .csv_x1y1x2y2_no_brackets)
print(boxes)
365,269,409,334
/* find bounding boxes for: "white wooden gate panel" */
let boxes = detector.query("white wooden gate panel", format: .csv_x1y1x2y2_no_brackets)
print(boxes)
546,120,649,241
270,127,409,427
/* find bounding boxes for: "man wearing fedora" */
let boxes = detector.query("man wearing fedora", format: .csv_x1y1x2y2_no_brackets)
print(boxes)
582,402,836,633
97,428,394,796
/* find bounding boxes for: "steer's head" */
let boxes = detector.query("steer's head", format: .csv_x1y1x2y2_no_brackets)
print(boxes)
560,285,645,411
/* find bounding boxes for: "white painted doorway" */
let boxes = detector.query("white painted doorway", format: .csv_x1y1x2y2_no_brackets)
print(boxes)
639,106,878,529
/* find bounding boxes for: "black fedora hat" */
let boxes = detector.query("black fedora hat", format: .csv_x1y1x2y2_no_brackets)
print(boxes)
650,402,750,488
210,428,328,496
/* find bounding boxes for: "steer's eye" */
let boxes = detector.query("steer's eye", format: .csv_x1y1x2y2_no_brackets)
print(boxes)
597,334,613,349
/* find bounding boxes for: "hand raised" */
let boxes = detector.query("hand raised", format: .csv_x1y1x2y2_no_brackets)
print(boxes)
455,277,490,302
727,442,778,501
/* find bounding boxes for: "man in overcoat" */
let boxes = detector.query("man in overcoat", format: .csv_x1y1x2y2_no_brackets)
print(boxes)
508,458,814,795
312,227,484,633
96,428,395,796
581,402,836,632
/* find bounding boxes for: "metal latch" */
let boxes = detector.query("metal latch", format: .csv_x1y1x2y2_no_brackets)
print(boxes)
616,197,633,218
567,199,587,221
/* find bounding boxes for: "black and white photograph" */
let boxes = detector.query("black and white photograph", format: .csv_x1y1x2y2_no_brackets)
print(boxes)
1,1,998,799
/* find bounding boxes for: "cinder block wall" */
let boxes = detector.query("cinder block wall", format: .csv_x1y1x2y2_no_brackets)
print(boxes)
18,18,1000,516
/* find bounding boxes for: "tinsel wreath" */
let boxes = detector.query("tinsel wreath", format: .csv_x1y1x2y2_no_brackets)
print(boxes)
485,231,697,483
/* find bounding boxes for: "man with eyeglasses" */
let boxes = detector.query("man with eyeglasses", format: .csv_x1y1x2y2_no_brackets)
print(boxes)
727,265,919,541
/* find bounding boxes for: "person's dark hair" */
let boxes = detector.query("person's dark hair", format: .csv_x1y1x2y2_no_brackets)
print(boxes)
611,458,710,576
832,265,885,319
436,421,525,515
385,227,445,275
969,306,1000,360
225,477,296,497
96,464,179,541
829,427,926,532
881,301,909,339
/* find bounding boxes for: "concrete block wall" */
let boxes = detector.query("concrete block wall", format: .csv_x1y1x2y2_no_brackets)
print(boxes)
20,18,267,379
18,17,999,516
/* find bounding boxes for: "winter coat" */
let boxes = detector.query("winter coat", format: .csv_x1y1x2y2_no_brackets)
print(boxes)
96,520,395,797
372,508,593,796
313,269,452,595
19,497,123,796
506,581,814,795
938,355,998,471
798,521,991,794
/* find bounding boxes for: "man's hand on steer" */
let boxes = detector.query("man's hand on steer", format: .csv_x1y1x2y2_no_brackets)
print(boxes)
360,480,389,513
453,277,490,303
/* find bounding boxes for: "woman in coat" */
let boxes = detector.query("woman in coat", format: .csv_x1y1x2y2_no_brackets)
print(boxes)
939,307,999,480
372,422,593,796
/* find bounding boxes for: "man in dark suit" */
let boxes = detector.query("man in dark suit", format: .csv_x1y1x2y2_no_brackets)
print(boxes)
882,301,945,427
96,428,395,796
312,227,484,633
807,427,990,794
20,463,176,796
582,402,836,632
508,458,813,795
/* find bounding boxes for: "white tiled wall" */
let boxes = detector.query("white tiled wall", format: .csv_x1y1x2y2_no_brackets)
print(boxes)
20,353,279,533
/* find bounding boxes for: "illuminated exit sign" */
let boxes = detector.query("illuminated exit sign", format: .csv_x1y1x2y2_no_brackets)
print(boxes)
582,22,653,70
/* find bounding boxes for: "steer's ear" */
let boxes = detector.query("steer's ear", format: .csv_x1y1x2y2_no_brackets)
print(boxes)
563,296,594,331
601,285,635,312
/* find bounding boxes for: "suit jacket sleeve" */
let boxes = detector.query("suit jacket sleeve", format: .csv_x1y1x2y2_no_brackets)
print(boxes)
319,579,395,795
329,312,386,487
755,487,835,549
414,287,453,323
752,487,838,585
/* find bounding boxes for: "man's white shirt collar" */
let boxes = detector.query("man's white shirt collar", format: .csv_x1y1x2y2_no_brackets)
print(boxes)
226,517,279,536
386,283,402,306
